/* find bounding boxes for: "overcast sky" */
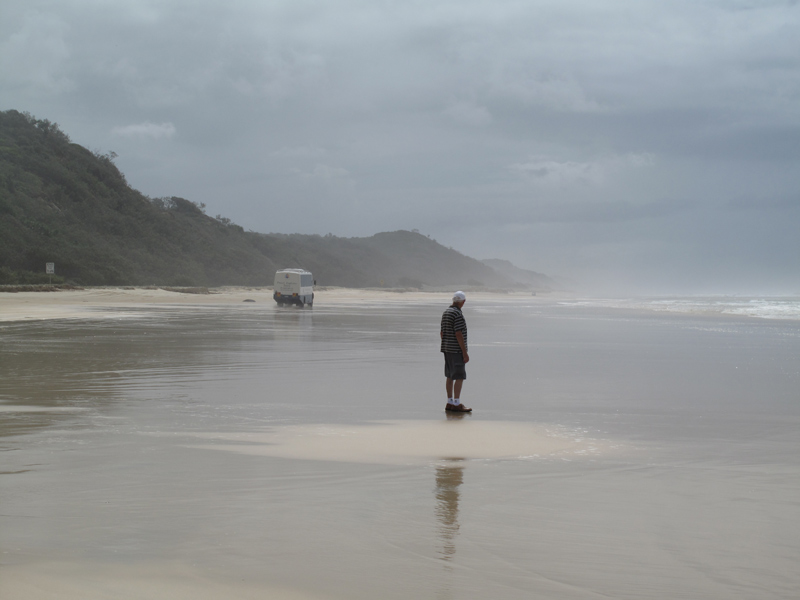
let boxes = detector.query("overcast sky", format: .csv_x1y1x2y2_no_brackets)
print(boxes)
2,0,798,294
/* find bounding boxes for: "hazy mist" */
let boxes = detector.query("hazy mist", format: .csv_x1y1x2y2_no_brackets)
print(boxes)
2,0,798,294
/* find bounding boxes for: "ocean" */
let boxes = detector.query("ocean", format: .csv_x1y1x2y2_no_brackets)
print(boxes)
1,295,798,599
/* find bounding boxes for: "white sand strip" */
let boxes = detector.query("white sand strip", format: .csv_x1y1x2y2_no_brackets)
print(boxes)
0,561,327,600
187,420,615,465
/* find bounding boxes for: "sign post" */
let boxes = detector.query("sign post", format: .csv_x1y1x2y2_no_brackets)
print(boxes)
46,262,54,285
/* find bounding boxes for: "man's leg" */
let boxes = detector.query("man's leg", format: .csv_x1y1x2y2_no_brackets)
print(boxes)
446,377,471,412
453,378,463,401
444,354,471,412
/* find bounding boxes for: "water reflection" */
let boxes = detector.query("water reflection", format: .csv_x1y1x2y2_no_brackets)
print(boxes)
445,411,471,422
434,459,465,562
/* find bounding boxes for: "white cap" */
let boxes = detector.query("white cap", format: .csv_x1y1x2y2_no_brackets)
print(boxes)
452,291,466,302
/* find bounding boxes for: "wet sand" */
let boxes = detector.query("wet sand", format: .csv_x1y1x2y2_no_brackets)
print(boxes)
2,294,798,599
0,286,555,322
1,561,327,600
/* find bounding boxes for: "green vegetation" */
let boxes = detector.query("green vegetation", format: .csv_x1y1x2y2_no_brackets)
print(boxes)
0,109,539,289
0,110,276,286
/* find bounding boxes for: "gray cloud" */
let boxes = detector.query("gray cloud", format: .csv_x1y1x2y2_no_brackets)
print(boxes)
442,102,493,127
2,0,799,293
271,146,328,159
0,9,73,94
112,121,176,139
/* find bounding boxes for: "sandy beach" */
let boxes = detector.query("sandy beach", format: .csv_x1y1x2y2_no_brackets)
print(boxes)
0,286,556,322
2,289,798,599
5,287,798,325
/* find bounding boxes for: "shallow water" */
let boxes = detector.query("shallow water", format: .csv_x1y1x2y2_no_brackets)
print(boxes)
1,298,799,599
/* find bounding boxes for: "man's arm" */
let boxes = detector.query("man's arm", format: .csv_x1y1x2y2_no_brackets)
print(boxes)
455,331,469,363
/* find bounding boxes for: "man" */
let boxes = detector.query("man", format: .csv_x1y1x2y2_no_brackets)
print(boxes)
440,291,472,412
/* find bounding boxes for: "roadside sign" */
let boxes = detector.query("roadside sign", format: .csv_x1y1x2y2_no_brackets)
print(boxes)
46,263,55,274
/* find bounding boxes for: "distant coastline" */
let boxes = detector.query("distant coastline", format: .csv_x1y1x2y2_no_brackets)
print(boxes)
0,286,567,323
3,286,797,323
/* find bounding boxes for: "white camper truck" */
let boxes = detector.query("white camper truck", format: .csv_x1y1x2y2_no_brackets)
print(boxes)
273,269,314,307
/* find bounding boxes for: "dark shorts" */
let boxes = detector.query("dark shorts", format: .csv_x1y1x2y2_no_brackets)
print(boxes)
443,352,467,380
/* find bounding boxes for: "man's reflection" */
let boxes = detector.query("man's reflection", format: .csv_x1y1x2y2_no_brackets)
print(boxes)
435,460,465,562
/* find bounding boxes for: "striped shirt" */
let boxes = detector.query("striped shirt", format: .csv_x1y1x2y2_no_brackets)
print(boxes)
440,305,467,354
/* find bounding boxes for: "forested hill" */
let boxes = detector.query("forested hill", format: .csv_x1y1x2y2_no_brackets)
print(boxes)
0,109,546,289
